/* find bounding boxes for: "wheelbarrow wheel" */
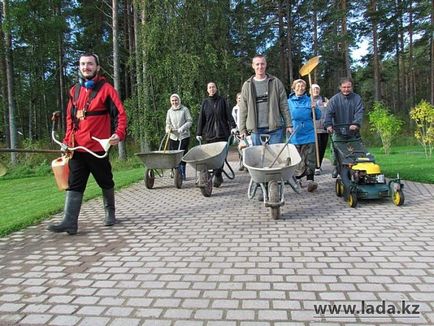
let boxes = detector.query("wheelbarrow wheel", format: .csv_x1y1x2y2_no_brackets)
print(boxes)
145,168,155,189
268,180,281,220
200,170,213,197
335,178,344,197
174,168,182,189
392,189,405,206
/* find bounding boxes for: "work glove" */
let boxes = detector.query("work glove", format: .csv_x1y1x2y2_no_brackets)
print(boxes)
231,128,238,135
196,135,202,142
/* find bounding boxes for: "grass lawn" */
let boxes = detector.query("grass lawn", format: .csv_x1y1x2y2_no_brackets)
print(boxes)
368,146,434,184
325,145,434,184
0,167,144,237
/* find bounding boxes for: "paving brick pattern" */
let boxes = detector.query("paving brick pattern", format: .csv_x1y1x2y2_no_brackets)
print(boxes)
0,154,433,325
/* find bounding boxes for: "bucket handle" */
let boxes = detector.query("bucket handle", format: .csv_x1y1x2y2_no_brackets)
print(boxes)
51,111,111,159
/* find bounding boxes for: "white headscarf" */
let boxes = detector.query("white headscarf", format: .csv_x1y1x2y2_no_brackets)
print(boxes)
170,93,181,110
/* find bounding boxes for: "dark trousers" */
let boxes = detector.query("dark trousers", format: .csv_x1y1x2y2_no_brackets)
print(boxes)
169,137,190,167
294,143,316,181
68,151,114,193
205,137,226,177
316,133,329,169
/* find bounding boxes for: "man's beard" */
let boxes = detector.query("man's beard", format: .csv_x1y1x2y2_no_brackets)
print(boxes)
79,70,97,80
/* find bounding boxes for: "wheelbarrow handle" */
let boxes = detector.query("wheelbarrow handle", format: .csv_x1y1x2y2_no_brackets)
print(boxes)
268,125,301,168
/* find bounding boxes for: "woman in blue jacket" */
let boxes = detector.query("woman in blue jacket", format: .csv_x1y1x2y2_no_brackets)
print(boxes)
288,79,321,192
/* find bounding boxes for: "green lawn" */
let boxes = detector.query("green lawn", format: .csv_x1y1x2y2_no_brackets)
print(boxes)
0,167,144,237
368,146,434,184
325,145,434,184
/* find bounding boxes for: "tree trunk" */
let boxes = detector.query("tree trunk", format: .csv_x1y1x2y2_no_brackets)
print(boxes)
285,0,293,85
277,1,287,85
313,7,319,83
341,0,352,78
370,0,381,101
112,0,126,160
125,0,134,98
140,4,150,152
133,1,145,151
2,0,17,164
408,0,415,108
431,0,434,105
397,0,406,113
56,3,66,132
0,3,10,147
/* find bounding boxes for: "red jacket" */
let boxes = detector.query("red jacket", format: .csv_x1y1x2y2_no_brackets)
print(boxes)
64,76,127,152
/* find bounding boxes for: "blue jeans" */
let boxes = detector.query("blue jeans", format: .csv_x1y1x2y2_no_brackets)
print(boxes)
251,128,284,146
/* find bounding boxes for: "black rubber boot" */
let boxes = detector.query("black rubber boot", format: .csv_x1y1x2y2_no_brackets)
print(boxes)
47,191,83,235
213,169,223,187
102,188,116,226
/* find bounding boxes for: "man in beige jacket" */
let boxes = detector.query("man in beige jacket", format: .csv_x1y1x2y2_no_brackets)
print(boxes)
238,54,292,145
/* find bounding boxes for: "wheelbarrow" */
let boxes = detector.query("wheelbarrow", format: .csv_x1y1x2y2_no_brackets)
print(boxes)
135,132,184,189
243,135,301,219
182,137,234,197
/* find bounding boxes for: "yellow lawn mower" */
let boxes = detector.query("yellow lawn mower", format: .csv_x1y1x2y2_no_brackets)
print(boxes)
331,124,404,208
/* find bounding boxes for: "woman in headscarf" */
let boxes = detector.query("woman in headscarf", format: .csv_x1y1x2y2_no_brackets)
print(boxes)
165,93,192,180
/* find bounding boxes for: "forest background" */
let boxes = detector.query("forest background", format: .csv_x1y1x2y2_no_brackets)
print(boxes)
0,0,433,163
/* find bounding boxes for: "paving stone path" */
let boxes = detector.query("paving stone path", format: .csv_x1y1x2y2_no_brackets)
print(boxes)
0,154,433,325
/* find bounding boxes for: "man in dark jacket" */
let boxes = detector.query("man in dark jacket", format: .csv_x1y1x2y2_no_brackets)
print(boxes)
48,53,127,235
324,77,364,178
196,82,236,187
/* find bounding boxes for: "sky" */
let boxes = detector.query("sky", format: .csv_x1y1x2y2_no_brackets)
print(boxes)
351,38,369,63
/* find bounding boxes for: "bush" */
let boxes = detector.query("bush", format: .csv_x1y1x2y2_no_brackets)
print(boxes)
368,102,403,154
409,100,434,158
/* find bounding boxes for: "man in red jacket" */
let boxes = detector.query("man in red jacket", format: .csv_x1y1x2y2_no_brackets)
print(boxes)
48,53,127,235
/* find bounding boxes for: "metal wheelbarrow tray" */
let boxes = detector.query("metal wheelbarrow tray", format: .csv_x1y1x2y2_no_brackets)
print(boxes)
243,143,301,220
135,150,184,170
243,143,301,183
182,141,228,197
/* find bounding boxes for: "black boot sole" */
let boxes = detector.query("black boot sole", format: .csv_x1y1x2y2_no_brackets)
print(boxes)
47,225,77,235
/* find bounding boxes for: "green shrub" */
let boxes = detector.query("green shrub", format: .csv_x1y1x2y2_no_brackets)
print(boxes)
368,102,403,154
409,100,434,158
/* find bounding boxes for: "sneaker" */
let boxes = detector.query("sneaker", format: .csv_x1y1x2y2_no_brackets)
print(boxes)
315,168,321,176
331,168,338,178
307,181,318,192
